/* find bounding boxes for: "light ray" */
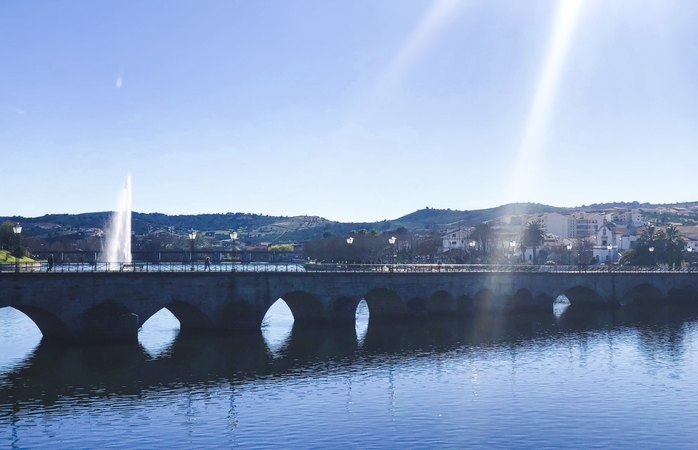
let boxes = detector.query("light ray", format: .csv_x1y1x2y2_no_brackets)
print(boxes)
363,0,463,111
508,0,583,200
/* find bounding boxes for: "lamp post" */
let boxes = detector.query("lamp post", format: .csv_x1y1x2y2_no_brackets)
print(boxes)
346,236,354,265
607,244,613,271
388,236,396,266
189,230,197,270
566,243,572,265
230,231,238,261
12,223,22,273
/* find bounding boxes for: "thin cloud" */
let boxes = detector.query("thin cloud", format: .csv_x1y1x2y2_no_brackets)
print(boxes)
12,108,26,115
116,73,123,89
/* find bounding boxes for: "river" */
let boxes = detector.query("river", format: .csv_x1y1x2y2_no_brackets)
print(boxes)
2,301,698,448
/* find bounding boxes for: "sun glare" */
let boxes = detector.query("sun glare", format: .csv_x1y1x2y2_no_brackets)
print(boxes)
508,0,584,201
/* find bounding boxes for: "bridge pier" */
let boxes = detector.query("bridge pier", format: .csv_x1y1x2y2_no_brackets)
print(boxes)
83,301,140,342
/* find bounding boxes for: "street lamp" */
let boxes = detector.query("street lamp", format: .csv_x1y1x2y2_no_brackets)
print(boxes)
189,230,197,270
12,223,21,273
346,237,354,244
388,236,396,265
230,231,238,261
649,246,654,252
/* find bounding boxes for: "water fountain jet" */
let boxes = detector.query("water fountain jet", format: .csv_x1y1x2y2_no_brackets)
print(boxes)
102,175,132,263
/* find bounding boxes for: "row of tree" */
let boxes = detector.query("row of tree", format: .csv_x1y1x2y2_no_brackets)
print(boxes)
620,224,695,268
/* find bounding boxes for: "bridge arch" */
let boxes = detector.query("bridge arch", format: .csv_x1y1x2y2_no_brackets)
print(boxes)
406,297,427,317
455,295,475,315
563,286,605,306
2,305,62,339
622,283,664,306
473,289,495,311
428,290,455,316
667,286,698,305
0,306,50,340
510,288,535,311
140,301,215,335
279,291,328,324
363,288,405,321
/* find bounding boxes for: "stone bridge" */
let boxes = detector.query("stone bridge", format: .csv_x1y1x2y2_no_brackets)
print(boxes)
1,271,697,342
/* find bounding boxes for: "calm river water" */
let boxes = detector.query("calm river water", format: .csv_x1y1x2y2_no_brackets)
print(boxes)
2,301,698,449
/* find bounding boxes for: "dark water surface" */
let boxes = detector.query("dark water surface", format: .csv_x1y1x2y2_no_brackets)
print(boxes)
2,304,698,449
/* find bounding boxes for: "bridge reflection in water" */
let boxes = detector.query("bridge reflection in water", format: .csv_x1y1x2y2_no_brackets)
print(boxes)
1,303,697,413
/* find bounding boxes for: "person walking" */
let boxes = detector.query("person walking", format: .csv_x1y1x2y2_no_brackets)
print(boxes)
47,254,54,272
204,256,211,272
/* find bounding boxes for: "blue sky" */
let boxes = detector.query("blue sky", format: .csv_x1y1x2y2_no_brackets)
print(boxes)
2,0,697,222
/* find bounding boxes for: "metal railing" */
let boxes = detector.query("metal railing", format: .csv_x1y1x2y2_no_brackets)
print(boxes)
0,261,306,273
302,263,698,274
1,262,698,274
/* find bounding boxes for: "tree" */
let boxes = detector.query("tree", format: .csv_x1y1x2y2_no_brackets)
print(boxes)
576,238,594,264
523,221,545,264
620,224,665,266
0,221,28,258
471,222,493,260
0,221,15,251
663,224,685,268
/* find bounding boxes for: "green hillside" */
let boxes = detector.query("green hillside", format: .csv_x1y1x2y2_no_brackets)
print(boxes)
0,250,34,263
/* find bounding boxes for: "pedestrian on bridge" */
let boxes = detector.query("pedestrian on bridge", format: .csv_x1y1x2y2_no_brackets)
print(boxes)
47,254,54,272
204,256,211,272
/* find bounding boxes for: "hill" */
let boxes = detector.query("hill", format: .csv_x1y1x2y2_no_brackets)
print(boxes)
3,200,698,244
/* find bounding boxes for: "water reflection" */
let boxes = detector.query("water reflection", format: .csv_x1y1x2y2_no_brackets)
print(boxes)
355,299,369,346
4,304,698,448
261,299,294,358
1,305,696,411
138,308,180,359
553,294,571,318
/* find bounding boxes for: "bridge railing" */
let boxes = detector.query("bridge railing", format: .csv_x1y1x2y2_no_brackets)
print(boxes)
304,263,698,273
1,262,698,274
0,261,307,273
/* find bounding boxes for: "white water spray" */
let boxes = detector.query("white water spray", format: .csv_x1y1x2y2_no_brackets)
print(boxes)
102,175,132,263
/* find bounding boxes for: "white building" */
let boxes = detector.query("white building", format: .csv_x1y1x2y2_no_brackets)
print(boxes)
441,228,469,252
612,210,643,227
574,212,609,238
542,213,575,239
591,222,621,263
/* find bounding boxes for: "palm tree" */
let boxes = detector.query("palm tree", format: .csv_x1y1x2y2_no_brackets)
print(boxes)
664,224,685,268
471,222,493,260
623,224,665,266
524,221,545,264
